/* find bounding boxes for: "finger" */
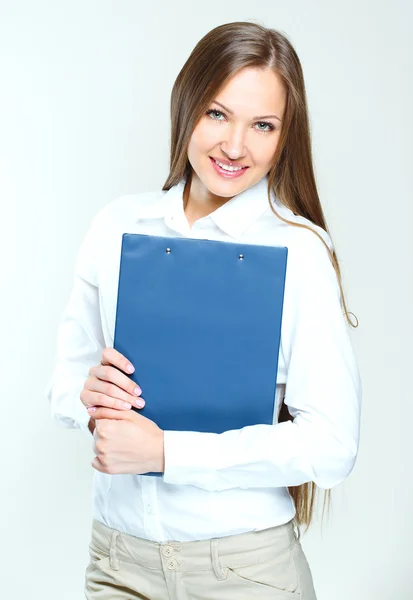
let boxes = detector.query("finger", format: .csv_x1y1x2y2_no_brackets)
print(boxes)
100,347,135,375
85,379,145,410
88,406,135,420
81,386,145,412
90,363,142,400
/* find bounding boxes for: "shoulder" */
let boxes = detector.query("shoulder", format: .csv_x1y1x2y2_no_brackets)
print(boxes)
270,197,334,257
288,225,333,260
282,220,339,301
281,212,334,270
75,190,165,275
91,189,166,230
74,189,166,285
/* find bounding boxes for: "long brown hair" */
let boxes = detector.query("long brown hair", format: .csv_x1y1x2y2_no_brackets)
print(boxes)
161,21,359,532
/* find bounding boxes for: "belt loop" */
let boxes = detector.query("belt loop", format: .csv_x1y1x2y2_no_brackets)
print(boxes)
210,539,228,581
109,530,120,570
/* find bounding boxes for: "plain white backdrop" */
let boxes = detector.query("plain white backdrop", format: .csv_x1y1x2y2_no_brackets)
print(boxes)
1,1,412,598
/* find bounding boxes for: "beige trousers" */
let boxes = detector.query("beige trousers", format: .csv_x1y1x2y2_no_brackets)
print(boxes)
84,517,317,599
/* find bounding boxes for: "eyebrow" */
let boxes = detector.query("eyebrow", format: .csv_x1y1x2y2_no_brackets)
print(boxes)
211,100,282,123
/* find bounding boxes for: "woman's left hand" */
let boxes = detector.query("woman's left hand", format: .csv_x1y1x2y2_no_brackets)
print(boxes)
87,406,165,475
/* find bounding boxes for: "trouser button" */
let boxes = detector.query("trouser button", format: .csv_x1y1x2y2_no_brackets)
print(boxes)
162,545,173,557
167,558,178,570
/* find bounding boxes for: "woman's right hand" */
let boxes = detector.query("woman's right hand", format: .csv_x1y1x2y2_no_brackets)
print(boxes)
80,348,145,425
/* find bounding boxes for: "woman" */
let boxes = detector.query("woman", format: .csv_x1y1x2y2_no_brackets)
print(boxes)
46,21,362,599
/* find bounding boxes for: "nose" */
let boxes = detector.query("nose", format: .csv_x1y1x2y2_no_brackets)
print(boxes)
220,125,247,160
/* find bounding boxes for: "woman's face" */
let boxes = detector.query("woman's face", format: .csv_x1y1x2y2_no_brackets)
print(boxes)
187,66,287,204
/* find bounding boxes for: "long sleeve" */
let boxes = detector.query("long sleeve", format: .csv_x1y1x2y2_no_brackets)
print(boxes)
162,229,362,491
45,213,105,436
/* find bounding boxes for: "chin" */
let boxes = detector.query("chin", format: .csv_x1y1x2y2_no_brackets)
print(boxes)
202,170,254,195
212,182,247,198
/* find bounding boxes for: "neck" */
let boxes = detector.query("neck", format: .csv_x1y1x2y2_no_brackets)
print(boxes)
183,171,234,223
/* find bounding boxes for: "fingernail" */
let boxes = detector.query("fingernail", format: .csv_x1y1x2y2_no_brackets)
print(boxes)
87,407,96,413
134,386,141,396
135,399,145,408
126,364,135,373
122,402,132,409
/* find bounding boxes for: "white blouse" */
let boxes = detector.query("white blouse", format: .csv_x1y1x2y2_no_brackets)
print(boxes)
45,174,362,542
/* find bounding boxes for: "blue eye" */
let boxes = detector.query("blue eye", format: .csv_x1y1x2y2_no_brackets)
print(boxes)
206,109,225,121
205,109,276,133
255,121,274,132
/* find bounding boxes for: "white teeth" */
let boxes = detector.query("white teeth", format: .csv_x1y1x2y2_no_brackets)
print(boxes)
213,158,244,172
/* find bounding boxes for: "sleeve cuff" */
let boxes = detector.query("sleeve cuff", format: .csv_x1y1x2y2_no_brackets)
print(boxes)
163,430,222,487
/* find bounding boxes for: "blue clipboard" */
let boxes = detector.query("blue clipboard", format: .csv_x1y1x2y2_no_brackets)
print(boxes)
113,233,288,476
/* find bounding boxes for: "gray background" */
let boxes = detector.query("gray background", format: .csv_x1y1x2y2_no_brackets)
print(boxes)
0,1,412,598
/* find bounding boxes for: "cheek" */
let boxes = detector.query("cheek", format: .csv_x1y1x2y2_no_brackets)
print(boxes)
189,121,220,154
250,135,280,166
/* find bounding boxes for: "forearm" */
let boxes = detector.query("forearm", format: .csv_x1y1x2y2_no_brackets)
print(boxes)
163,418,359,491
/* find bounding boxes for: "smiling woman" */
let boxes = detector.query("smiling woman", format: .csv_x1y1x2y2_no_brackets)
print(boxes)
46,19,361,600
184,66,287,220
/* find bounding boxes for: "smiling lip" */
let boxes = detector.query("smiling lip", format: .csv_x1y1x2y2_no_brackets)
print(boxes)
209,156,249,179
210,156,249,168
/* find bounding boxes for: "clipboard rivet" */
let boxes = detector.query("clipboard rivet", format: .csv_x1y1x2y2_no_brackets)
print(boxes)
166,248,171,254
238,254,244,260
